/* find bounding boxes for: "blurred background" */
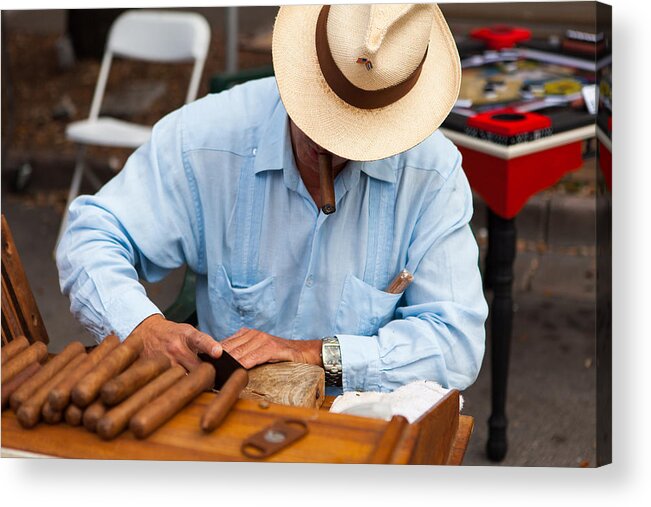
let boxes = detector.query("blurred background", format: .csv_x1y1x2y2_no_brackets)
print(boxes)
1,3,609,467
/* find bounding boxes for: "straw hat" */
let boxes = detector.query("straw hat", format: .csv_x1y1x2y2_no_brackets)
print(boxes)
272,3,461,161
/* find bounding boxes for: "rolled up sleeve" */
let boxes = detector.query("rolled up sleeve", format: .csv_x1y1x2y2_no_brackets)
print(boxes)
56,107,204,341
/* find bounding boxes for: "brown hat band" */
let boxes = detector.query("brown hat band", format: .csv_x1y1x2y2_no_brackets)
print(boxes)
315,5,428,110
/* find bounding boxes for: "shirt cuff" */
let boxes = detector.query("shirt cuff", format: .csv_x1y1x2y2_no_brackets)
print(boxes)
337,334,381,392
105,290,163,341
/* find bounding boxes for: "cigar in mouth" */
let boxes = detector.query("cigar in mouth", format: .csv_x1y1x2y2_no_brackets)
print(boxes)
318,152,336,215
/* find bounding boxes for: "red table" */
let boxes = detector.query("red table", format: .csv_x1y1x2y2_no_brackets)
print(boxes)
440,123,595,461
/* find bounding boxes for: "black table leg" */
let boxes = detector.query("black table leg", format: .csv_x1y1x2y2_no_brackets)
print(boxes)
485,209,516,462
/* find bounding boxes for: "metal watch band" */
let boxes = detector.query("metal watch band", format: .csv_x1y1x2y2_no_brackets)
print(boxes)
322,336,342,387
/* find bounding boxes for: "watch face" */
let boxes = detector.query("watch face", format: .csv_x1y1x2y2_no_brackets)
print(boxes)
322,338,342,387
323,345,337,365
322,338,341,368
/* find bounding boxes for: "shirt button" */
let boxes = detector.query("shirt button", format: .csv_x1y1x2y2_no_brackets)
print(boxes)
252,148,257,156
305,275,314,287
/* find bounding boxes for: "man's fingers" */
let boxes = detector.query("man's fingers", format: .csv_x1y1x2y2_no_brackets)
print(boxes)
160,351,181,369
175,346,202,371
221,329,267,366
235,346,271,369
227,337,266,365
222,328,256,352
186,329,222,358
228,332,292,368
225,327,251,340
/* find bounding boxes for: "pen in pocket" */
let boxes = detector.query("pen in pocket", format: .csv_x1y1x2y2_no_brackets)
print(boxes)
385,269,414,294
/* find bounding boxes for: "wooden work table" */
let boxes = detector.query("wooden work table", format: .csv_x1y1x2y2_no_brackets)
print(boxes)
2,391,473,465
1,213,473,465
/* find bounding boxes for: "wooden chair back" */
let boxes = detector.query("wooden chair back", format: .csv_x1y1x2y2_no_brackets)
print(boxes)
1,214,49,345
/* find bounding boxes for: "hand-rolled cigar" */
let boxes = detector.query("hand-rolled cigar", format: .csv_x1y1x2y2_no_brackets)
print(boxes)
200,368,248,433
97,365,186,440
16,352,87,429
1,362,41,411
65,403,83,426
42,400,63,424
48,335,120,411
129,362,215,439
71,335,143,408
9,341,83,410
1,341,47,385
385,269,414,294
83,399,106,432
101,353,171,406
1,335,30,365
318,152,336,215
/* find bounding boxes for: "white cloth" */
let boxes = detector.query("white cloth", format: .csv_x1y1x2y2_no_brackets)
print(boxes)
329,380,463,423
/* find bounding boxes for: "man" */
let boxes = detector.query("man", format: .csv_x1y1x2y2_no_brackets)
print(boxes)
57,4,488,394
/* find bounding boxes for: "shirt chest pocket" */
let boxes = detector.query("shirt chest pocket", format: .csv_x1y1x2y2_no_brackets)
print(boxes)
208,264,277,339
335,274,403,336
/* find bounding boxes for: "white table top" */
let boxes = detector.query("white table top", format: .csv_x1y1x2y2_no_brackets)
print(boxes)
440,124,596,160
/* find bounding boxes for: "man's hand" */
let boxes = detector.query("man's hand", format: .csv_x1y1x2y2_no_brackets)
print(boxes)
222,328,322,370
128,314,222,371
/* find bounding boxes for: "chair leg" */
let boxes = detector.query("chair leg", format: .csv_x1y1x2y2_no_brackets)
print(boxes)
84,166,103,191
53,146,87,257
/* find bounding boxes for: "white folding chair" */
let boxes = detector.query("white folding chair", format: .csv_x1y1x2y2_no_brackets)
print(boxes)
56,9,211,252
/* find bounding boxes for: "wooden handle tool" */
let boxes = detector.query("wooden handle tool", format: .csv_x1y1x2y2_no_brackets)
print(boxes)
72,335,143,408
318,152,336,215
83,399,107,433
16,352,87,428
129,362,215,439
48,334,120,411
1,335,29,365
9,341,83,410
97,365,186,440
1,341,47,385
201,368,249,433
101,353,171,406
1,361,40,410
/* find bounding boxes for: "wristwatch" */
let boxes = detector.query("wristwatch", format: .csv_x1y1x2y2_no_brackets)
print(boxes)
321,336,342,387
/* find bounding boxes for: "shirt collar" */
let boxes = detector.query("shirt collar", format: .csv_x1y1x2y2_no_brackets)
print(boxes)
253,99,397,185
357,158,397,183
252,98,286,174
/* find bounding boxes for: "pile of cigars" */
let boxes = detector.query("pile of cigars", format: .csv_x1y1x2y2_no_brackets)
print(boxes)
1,335,248,440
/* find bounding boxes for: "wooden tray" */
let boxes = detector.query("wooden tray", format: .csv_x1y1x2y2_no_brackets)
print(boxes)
2,390,472,464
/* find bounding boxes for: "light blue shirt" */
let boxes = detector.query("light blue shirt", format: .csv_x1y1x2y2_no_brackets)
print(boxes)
57,77,488,394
